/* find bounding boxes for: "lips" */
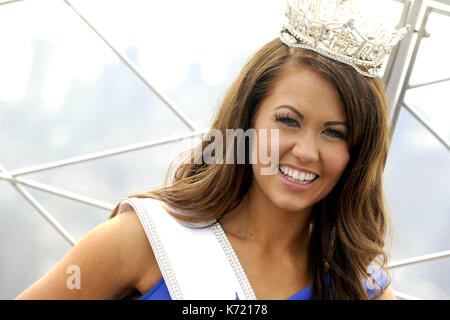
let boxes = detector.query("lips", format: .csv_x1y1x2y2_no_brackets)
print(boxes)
277,165,319,191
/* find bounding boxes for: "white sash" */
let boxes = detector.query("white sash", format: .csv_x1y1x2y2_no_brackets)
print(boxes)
118,197,257,300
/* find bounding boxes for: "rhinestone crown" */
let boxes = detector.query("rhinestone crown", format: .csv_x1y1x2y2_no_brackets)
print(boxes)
280,0,410,77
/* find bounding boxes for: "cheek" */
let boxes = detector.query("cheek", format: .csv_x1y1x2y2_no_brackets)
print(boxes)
321,146,350,179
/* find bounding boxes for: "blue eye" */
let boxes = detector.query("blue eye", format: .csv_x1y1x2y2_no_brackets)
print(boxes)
324,128,346,139
274,113,299,127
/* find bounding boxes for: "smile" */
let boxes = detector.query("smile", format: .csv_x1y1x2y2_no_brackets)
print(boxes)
277,164,319,191
278,165,318,184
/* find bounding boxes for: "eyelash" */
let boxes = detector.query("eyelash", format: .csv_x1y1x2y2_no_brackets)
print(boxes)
273,112,347,140
274,112,298,127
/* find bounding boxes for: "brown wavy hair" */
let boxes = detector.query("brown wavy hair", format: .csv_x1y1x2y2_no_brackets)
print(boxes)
109,38,392,299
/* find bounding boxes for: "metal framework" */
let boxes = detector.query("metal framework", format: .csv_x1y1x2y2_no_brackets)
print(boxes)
0,0,448,300
388,2,450,147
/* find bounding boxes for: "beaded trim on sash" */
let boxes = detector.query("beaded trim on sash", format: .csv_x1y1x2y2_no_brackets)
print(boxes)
122,198,185,300
121,197,257,299
210,222,257,300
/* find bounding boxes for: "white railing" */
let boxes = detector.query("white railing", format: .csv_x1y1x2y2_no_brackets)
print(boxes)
1,0,448,300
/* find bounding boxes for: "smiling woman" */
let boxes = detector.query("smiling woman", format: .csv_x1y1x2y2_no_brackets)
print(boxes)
104,37,394,300
16,0,405,300
100,38,394,300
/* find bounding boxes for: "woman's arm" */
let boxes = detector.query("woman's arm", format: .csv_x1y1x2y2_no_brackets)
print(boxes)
15,209,156,300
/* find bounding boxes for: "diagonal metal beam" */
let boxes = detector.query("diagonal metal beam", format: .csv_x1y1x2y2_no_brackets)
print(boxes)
0,164,76,246
433,0,450,7
393,290,423,300
8,130,207,177
388,250,450,269
61,0,198,132
432,3,450,16
385,0,423,108
408,77,450,89
0,0,26,6
0,173,114,210
389,3,429,141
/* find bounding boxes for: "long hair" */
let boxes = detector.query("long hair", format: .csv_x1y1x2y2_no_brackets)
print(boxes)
109,38,392,299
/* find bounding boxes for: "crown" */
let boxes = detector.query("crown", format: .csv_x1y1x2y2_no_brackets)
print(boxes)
280,0,410,77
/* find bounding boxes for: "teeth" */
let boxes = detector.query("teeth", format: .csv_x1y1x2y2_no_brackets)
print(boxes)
279,165,317,184
299,172,305,181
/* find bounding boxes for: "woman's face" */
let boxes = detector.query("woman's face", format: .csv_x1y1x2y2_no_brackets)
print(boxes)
250,64,350,213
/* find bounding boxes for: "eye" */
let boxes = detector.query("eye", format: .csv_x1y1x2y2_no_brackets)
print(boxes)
273,112,299,128
323,128,347,140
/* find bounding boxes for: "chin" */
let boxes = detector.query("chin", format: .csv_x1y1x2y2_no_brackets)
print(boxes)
271,194,315,213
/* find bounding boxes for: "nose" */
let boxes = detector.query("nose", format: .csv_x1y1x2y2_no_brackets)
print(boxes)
291,133,319,163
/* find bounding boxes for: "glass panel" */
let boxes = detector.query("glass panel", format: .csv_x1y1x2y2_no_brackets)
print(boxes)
1,136,200,299
67,0,285,129
386,108,450,257
2,138,202,297
390,257,450,299
405,81,450,142
0,180,71,299
24,186,109,240
0,0,191,170
410,10,450,85
68,0,405,123
385,5,450,299
385,107,450,299
24,137,201,205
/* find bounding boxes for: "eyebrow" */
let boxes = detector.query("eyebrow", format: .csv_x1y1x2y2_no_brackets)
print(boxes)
275,105,347,127
324,121,347,126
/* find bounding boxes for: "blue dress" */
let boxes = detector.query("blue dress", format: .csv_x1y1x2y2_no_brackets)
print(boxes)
137,266,388,300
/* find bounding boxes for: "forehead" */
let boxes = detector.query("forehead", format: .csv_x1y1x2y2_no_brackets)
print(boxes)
261,65,345,120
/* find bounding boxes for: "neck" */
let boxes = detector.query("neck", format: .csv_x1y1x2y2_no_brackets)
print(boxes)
220,183,313,258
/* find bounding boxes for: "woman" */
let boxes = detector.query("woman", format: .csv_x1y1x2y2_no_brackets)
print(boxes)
17,0,408,300
16,37,396,300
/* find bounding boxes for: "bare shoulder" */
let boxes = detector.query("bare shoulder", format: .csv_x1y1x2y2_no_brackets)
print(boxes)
115,209,162,295
377,285,396,300
16,208,161,300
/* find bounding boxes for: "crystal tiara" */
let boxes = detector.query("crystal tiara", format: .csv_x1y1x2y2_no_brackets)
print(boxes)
279,0,410,77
